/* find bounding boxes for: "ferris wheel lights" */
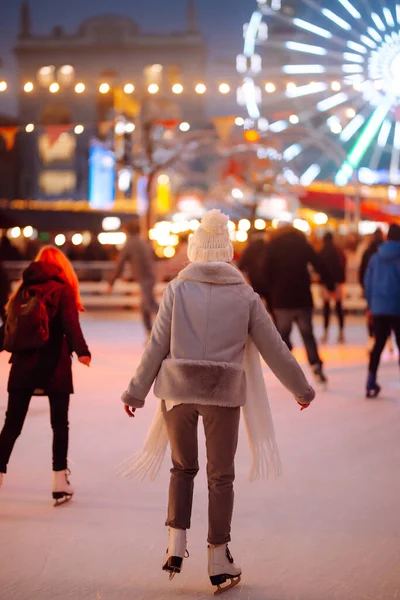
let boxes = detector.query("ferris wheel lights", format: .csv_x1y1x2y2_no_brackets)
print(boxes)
377,120,392,147
372,13,386,32
265,82,276,93
340,114,365,142
347,40,367,54
328,116,343,134
244,11,263,56
342,64,364,73
269,120,288,133
322,9,351,31
343,52,364,63
283,144,302,161
285,41,327,56
368,27,382,43
286,82,327,98
317,92,349,111
283,65,325,74
337,0,361,19
360,34,377,49
293,18,332,39
300,165,321,187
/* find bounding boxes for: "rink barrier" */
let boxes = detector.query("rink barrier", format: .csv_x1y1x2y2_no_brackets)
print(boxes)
3,262,367,312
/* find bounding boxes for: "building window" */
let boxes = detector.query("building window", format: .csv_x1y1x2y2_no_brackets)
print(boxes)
144,64,163,87
37,65,56,87
58,65,75,86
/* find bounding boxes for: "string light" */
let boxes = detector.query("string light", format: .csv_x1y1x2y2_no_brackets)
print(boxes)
172,83,184,94
235,117,245,126
99,83,110,94
179,122,190,132
74,125,84,134
219,83,230,94
148,83,159,94
24,82,34,93
0,81,7,92
75,83,85,94
49,82,60,93
265,82,276,93
25,123,34,133
124,83,135,94
195,83,207,94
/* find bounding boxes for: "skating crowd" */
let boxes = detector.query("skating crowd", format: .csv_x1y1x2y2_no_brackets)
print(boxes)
0,211,399,595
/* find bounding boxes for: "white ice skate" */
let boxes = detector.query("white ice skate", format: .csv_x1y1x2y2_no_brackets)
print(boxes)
208,544,242,595
52,469,74,507
162,528,188,580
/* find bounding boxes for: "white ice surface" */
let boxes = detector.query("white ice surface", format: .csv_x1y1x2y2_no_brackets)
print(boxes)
0,314,399,600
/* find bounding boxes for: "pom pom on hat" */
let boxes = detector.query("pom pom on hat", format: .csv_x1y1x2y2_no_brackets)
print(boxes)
188,209,233,263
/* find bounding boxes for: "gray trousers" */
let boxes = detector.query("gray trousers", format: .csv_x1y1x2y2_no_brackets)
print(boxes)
163,403,240,545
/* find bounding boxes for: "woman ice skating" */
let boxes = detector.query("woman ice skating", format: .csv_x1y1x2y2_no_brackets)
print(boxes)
120,209,315,594
0,246,91,505
364,224,400,398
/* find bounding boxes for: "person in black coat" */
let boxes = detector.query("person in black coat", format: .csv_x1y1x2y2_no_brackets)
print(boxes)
318,232,347,343
0,246,91,504
263,225,335,384
238,232,269,304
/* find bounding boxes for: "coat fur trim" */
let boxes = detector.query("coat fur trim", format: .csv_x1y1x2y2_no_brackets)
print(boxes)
154,357,246,407
178,262,245,286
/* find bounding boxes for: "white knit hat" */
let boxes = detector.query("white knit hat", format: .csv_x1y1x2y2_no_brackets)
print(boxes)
187,209,234,263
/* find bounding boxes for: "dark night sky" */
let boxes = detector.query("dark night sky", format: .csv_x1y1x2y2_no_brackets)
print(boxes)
0,0,256,116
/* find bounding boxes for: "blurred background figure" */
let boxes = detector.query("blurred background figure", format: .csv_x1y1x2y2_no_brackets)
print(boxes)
107,217,159,336
159,234,189,282
364,224,400,398
238,230,270,306
263,225,334,385
0,261,10,324
359,229,386,351
318,232,347,344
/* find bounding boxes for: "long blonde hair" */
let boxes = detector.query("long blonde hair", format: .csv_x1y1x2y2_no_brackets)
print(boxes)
35,246,84,311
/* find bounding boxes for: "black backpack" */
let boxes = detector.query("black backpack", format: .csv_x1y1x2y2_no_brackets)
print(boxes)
3,287,51,353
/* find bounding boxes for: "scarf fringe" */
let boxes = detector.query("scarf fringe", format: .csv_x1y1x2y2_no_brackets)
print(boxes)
117,338,282,483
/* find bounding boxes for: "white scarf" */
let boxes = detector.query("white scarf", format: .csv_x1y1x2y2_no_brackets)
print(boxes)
118,337,282,482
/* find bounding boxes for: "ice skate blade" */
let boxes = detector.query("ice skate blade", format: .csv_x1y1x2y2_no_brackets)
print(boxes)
53,492,73,507
213,576,241,595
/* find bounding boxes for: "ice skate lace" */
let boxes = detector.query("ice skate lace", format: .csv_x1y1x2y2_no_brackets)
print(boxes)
226,546,234,564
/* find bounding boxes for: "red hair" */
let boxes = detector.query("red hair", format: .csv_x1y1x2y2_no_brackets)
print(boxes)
35,246,84,312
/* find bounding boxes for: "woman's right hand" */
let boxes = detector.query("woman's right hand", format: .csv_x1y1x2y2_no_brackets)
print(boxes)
78,355,91,367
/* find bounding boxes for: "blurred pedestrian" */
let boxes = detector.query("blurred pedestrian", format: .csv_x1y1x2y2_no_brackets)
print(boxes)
318,232,347,343
0,261,10,324
120,209,315,594
238,231,269,305
0,247,91,502
160,234,189,282
263,225,335,384
108,217,158,336
364,224,400,398
359,229,385,349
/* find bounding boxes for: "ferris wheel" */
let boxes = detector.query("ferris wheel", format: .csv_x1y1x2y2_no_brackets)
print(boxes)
237,0,400,188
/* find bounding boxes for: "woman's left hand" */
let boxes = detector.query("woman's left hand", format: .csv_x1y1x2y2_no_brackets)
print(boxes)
124,404,136,418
